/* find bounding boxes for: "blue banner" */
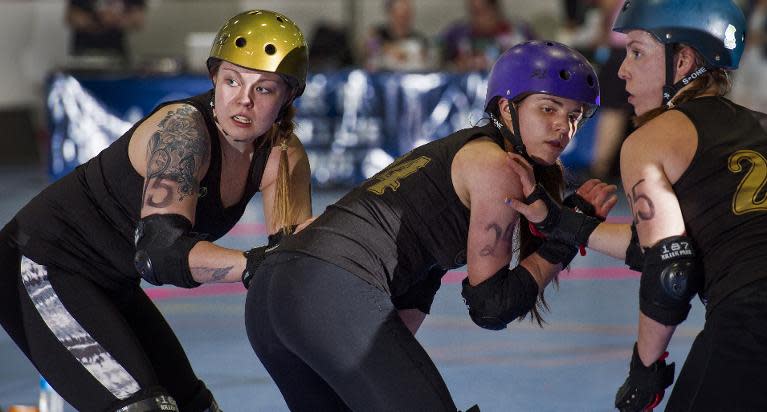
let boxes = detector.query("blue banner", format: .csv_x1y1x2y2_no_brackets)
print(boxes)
46,70,596,187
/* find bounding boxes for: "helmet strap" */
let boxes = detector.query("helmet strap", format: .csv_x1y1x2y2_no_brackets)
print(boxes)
490,106,535,164
662,43,712,107
209,95,232,138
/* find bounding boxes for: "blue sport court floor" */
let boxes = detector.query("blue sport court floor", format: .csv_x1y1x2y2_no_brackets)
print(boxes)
0,165,705,411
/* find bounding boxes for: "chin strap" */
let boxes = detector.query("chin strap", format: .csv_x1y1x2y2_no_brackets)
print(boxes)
209,95,231,138
662,43,712,108
490,107,536,165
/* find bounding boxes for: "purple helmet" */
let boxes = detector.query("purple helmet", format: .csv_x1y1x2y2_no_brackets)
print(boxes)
485,40,600,117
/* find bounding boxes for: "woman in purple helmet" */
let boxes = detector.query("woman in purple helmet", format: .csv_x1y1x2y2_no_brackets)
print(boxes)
509,1,767,411
244,40,615,411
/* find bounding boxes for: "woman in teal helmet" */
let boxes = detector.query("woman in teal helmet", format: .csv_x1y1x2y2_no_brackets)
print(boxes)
609,1,767,410
510,0,767,410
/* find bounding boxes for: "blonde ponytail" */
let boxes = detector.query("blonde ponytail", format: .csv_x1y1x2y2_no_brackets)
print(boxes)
266,105,298,234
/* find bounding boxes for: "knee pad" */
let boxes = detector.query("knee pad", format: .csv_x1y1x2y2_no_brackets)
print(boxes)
640,235,702,326
113,393,178,412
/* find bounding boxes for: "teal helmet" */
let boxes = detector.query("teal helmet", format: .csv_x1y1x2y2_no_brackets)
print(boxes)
613,0,746,70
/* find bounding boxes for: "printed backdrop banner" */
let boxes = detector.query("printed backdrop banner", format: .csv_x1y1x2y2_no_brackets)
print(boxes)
46,71,596,187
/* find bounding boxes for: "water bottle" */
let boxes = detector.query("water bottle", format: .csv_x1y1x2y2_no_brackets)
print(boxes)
38,377,64,412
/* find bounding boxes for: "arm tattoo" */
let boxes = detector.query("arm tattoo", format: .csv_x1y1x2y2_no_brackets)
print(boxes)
191,266,234,282
142,106,210,207
479,222,515,257
626,179,655,224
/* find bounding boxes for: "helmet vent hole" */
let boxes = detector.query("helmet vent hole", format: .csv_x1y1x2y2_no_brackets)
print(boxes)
546,42,554,46
559,70,571,80
235,37,247,48
276,16,284,23
265,44,277,55
586,75,595,87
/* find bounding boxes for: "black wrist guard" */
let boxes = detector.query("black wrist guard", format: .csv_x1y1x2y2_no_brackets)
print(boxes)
536,238,578,267
563,192,604,221
640,235,701,325
625,224,644,271
615,343,675,412
525,184,601,248
242,246,268,289
241,225,297,289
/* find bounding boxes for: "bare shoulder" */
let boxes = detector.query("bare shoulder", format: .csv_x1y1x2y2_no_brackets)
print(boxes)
621,110,697,183
453,137,521,207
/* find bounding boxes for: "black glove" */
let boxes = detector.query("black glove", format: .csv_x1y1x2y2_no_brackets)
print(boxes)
615,343,675,412
563,192,604,221
525,184,601,249
242,245,269,289
241,225,297,289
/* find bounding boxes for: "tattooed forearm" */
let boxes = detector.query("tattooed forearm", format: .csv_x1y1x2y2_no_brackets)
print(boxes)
627,179,655,224
191,266,234,282
143,106,210,207
479,222,515,257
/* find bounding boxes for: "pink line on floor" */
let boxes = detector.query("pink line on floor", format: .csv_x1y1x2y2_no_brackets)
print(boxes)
146,267,638,301
146,283,245,301
606,215,633,224
227,222,268,236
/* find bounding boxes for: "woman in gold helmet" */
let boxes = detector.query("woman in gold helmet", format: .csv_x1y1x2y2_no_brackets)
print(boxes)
0,10,310,411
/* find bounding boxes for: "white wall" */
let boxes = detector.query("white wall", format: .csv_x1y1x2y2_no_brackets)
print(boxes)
0,0,562,109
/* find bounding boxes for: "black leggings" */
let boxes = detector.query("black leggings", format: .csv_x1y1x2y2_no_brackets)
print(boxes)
665,278,767,411
245,252,457,412
0,225,214,412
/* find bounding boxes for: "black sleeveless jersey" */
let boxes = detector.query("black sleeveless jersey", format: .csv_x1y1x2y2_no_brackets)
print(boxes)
279,123,504,297
10,90,270,289
673,96,767,310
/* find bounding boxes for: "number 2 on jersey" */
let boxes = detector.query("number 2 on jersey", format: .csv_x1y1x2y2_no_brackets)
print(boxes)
728,150,767,215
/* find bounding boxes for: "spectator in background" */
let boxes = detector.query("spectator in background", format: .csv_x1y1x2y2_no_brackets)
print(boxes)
588,0,633,181
362,0,432,71
308,22,355,72
440,0,536,72
557,0,603,52
730,0,767,113
66,0,146,60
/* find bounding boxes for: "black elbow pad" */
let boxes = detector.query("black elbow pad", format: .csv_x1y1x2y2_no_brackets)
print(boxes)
639,236,702,326
461,266,539,330
134,214,204,288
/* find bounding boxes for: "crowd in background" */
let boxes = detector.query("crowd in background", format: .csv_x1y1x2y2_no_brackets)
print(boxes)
64,0,766,181
307,0,766,181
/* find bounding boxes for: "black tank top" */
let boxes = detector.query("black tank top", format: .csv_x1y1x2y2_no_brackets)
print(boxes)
279,122,503,297
11,90,271,289
673,96,767,310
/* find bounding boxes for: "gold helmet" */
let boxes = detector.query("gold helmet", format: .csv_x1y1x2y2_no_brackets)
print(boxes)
208,10,308,95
